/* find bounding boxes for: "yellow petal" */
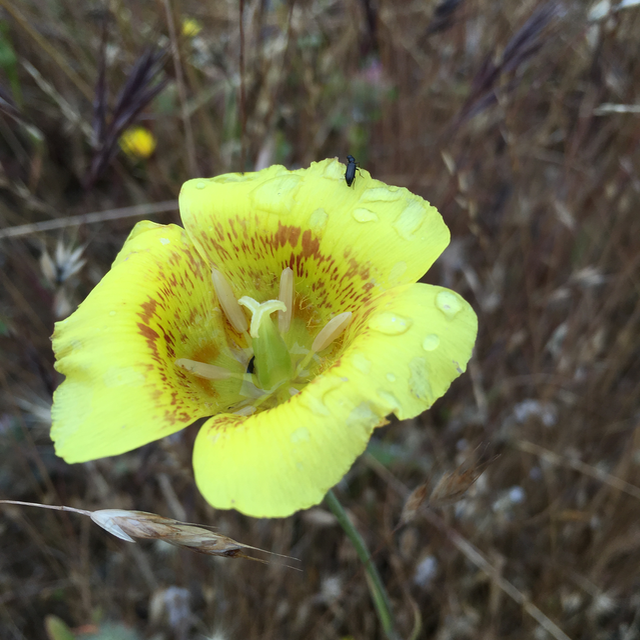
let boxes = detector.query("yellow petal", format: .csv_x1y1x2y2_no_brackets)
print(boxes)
51,222,246,463
178,159,450,319
193,283,477,517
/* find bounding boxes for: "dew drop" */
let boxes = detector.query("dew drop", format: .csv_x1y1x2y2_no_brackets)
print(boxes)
346,402,380,432
389,261,407,281
250,175,301,214
352,353,372,374
370,312,412,335
309,208,328,232
386,373,396,382
409,357,432,401
298,391,331,416
291,427,310,443
160,237,170,245
360,187,403,203
352,208,379,223
393,200,425,240
109,311,117,317
422,334,440,351
435,291,463,318
377,390,401,412
196,181,207,190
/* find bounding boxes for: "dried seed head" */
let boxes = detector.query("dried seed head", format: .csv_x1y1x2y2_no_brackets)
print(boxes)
91,509,245,556
1,500,299,567
401,484,428,524
89,509,298,565
429,455,498,508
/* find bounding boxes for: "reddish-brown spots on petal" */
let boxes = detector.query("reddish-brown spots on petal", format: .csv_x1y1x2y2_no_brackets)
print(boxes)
138,322,160,344
139,299,159,324
279,223,301,248
301,229,320,259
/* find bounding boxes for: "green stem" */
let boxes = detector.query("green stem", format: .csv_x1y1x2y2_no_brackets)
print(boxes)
325,489,400,640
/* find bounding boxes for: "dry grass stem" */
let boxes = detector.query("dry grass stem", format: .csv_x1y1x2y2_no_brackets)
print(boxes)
0,200,178,238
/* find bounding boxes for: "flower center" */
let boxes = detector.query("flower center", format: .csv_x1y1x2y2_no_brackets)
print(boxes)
175,267,353,411
237,296,293,390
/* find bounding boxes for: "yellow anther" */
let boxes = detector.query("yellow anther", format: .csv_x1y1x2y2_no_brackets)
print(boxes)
278,267,294,334
175,359,232,380
311,311,353,352
211,268,248,333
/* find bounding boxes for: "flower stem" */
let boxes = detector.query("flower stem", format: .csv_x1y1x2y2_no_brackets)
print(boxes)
325,489,400,640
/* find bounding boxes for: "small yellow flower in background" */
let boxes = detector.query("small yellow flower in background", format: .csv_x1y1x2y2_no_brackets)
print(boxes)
119,126,157,159
51,159,477,518
182,17,202,38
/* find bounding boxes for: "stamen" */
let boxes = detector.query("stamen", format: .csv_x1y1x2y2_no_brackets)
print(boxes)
211,268,248,334
311,311,353,352
238,297,286,339
175,358,233,380
278,267,294,334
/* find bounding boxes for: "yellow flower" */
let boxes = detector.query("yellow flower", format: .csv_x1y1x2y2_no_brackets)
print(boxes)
182,17,202,38
119,126,157,159
51,159,477,517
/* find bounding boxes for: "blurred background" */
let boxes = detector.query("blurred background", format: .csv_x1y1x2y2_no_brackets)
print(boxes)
1,1,640,638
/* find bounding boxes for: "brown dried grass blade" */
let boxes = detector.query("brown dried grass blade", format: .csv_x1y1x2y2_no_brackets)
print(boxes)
451,0,564,128
85,46,169,187
0,500,299,568
399,451,500,524
423,0,465,38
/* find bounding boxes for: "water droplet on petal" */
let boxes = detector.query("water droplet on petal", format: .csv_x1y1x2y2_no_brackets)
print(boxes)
386,373,396,382
436,291,463,318
352,353,372,374
250,174,302,215
346,402,381,432
309,208,328,232
298,390,331,416
352,208,379,223
196,181,207,190
370,312,412,335
409,357,433,402
377,390,401,412
160,237,170,245
360,187,402,203
393,200,425,240
109,311,117,317
422,334,440,351
389,261,407,281
291,427,310,443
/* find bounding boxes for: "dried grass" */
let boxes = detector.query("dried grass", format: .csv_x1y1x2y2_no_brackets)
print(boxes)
1,0,640,638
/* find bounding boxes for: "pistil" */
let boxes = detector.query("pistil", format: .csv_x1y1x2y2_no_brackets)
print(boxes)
238,296,293,390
